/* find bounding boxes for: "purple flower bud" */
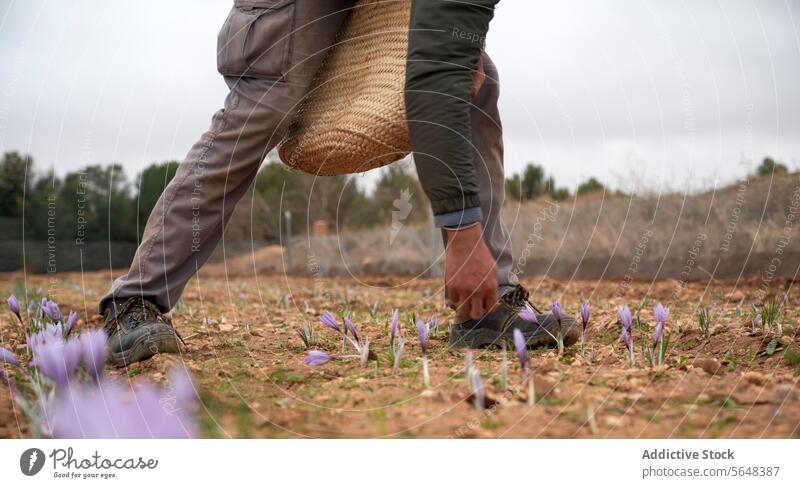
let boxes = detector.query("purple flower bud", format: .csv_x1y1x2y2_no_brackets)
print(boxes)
44,300,62,323
621,326,632,351
580,303,590,329
79,329,107,381
0,347,19,366
319,311,341,333
653,303,669,325
65,311,78,336
304,350,333,367
752,314,761,329
7,295,21,318
390,309,399,343
416,318,428,356
652,321,664,348
513,328,527,371
551,300,562,325
618,305,632,331
518,308,539,325
343,316,359,343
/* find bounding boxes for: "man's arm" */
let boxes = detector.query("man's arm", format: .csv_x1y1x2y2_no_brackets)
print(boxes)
404,0,500,319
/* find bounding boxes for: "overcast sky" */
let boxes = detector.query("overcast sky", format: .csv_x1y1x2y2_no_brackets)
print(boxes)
1,0,799,193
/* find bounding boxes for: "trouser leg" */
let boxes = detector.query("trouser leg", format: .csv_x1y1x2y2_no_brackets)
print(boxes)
100,0,355,312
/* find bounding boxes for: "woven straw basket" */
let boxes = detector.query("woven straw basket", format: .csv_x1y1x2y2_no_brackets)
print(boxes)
277,0,411,176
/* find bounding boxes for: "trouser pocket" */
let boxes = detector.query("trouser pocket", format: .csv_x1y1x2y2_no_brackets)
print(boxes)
217,0,296,78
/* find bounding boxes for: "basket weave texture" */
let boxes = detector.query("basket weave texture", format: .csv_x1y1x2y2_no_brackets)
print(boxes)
278,0,411,175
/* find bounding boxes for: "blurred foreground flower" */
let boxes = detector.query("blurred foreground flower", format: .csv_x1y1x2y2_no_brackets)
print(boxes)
304,350,334,367
47,367,197,438
6,295,199,439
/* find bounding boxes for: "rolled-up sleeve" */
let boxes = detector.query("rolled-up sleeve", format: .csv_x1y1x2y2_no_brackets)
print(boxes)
404,0,499,226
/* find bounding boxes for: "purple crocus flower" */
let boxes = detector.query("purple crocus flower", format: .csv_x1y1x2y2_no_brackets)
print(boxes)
48,369,197,438
44,299,62,323
652,303,669,347
551,300,562,325
416,318,428,356
79,329,107,381
343,316,359,343
752,313,761,329
65,311,78,336
30,338,82,390
513,328,527,372
580,303,590,330
618,305,632,330
7,295,21,320
390,309,399,344
304,350,333,367
518,308,539,325
621,326,632,351
319,311,341,333
653,303,669,325
0,347,19,366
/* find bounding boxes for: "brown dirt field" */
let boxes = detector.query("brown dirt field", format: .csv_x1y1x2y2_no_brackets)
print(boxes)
1,271,799,439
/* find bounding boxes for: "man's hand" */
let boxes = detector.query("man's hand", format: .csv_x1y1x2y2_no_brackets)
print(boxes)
445,224,498,320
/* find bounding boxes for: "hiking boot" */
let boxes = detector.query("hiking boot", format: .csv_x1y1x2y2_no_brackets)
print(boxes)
102,297,182,367
448,284,580,349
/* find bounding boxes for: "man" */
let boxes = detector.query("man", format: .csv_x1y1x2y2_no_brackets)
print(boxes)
100,0,578,367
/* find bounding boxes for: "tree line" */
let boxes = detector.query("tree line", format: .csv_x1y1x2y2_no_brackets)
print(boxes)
0,151,788,247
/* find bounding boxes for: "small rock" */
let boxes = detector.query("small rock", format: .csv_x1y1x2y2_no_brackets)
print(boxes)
742,371,768,386
726,290,745,302
604,415,622,427
218,323,235,333
695,358,723,375
538,358,558,373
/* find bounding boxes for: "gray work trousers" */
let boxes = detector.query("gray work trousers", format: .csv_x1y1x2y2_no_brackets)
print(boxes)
100,0,515,312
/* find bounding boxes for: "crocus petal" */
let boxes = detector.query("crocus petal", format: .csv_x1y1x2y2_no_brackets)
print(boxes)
618,305,632,330
31,338,82,390
390,309,399,343
0,347,19,366
580,303,591,328
65,311,78,336
512,328,527,370
621,326,632,350
304,350,333,367
518,308,539,325
343,316,359,343
79,329,107,381
416,318,428,356
319,311,341,333
652,322,664,348
551,300,562,324
653,304,669,324
45,300,62,323
7,295,21,318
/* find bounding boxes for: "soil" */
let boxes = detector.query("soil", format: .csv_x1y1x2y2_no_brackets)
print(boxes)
1,272,799,438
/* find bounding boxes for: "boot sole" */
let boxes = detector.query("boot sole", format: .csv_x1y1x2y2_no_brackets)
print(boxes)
109,330,181,368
